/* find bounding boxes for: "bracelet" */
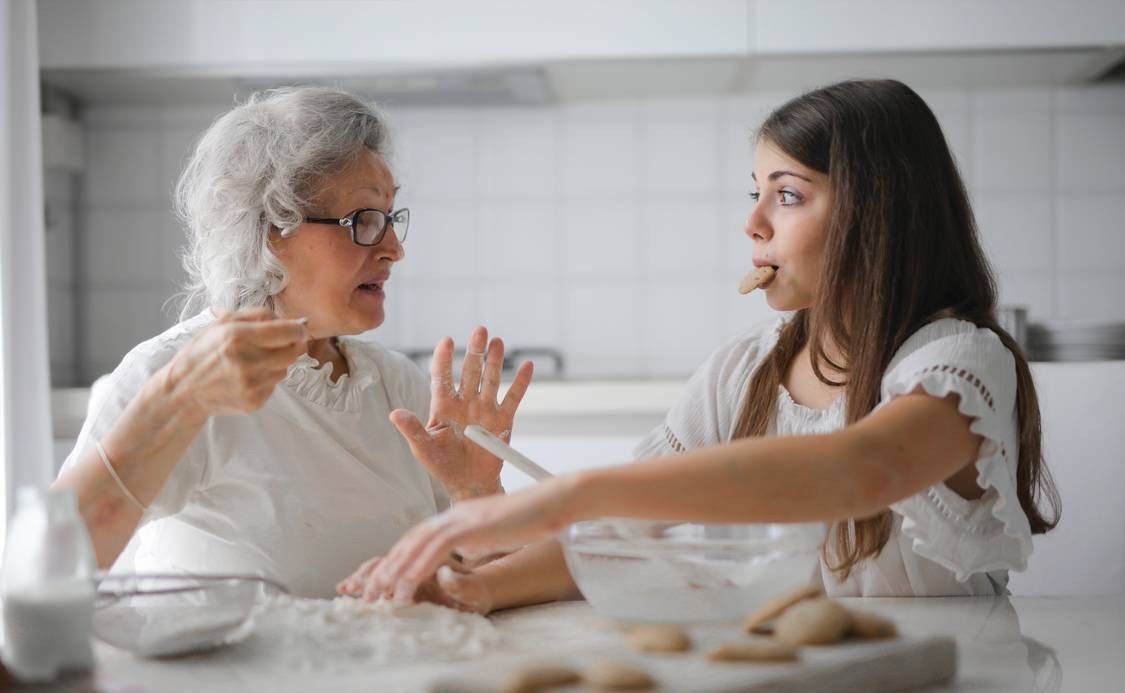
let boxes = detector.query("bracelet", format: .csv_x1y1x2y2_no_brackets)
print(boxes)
95,440,148,513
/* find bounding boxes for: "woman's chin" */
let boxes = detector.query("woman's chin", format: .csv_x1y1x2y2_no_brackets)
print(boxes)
764,290,808,313
333,308,384,336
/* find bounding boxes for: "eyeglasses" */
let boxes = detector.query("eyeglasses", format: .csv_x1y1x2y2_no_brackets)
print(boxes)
304,208,410,247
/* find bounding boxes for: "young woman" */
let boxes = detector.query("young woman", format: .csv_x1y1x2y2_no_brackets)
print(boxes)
339,79,1061,609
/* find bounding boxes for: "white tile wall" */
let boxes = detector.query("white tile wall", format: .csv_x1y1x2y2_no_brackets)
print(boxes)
1056,113,1125,189
479,202,559,278
43,166,79,386
65,83,1125,382
475,108,558,198
641,195,720,277
561,200,641,278
974,193,1053,273
972,111,1051,190
641,282,722,375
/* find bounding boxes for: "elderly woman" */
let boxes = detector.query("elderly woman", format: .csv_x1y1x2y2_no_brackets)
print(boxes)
52,87,531,598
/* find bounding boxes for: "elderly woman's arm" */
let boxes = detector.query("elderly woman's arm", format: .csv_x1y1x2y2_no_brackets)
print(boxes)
51,309,308,568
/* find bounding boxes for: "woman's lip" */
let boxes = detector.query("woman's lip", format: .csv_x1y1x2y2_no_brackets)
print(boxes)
355,285,385,299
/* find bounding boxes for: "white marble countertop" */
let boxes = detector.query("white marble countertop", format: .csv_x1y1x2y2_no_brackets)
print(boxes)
7,595,1122,692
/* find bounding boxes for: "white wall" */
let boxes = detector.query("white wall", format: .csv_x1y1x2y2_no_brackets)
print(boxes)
55,83,1125,382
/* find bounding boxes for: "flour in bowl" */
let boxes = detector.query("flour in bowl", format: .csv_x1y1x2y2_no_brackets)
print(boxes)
250,595,500,672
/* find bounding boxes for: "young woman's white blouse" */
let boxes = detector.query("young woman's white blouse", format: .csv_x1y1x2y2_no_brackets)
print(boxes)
634,315,1033,596
60,311,448,598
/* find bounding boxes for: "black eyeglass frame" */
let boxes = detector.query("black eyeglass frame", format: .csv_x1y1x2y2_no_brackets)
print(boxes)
304,208,410,247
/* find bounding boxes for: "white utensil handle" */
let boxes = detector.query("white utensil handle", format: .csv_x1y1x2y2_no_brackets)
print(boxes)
464,425,554,482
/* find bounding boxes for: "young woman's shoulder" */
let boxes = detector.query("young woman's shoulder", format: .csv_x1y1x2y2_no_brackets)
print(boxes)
708,313,792,378
686,313,790,418
634,315,790,458
883,317,1033,582
883,316,1018,415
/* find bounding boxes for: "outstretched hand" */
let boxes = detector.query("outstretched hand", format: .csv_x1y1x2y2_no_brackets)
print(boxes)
345,475,581,604
391,326,533,501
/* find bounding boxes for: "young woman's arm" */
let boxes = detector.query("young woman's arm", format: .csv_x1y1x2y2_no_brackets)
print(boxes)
363,389,982,602
582,388,981,524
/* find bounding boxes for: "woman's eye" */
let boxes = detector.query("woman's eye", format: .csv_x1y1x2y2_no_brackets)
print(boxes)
748,191,761,202
779,190,800,206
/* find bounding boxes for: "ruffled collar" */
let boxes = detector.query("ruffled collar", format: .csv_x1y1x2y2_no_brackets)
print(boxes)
777,384,845,417
283,338,381,411
776,385,845,436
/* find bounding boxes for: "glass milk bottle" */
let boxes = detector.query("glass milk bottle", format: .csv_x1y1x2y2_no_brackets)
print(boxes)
1,486,96,682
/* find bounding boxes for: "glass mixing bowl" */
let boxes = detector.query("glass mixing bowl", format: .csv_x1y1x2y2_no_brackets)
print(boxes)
560,520,824,623
93,573,287,658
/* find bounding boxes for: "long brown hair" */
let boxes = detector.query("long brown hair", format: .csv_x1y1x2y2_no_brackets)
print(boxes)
732,80,1060,579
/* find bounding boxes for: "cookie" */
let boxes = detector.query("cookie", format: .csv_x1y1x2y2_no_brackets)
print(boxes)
774,597,851,646
738,265,776,294
583,660,655,690
707,636,799,663
624,624,692,653
847,609,897,640
504,663,582,693
743,583,824,634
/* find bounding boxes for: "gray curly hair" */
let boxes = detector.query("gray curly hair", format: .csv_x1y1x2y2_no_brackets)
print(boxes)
173,86,392,318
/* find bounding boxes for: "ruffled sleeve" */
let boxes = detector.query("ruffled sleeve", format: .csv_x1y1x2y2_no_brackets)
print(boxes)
880,318,1032,581
633,317,785,460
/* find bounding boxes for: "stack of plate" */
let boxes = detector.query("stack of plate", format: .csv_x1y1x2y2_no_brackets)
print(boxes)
1027,321,1125,362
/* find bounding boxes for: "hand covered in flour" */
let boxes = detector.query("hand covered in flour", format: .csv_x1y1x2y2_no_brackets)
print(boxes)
360,476,580,604
336,555,494,614
390,326,533,502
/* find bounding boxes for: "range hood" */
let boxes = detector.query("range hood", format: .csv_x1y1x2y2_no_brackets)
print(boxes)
41,46,1125,108
37,0,1125,106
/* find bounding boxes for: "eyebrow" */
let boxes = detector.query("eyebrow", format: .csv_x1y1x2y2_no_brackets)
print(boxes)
750,170,814,183
354,184,401,195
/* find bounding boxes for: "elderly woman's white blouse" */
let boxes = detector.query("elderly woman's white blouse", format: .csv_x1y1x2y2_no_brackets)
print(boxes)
60,311,448,598
634,315,1032,596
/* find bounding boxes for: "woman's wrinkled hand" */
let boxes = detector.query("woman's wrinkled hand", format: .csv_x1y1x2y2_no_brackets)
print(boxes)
390,326,533,502
336,555,494,615
163,307,309,418
360,476,579,604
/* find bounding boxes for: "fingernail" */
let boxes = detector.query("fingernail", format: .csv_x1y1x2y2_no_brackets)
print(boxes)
297,317,309,325
437,566,459,591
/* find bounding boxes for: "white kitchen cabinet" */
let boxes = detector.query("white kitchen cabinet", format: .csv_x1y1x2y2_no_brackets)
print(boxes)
753,0,1125,54
38,0,1125,87
37,0,751,71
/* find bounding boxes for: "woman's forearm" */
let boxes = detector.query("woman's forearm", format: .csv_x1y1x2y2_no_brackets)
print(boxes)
52,364,209,568
566,392,981,527
571,429,890,526
475,538,581,612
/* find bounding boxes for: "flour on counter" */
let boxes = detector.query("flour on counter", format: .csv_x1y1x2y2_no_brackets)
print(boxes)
249,595,500,672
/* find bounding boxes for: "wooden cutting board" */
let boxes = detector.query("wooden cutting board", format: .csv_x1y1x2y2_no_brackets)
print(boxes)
430,634,956,692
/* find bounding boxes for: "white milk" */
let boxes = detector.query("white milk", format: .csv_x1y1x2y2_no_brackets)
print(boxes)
1,487,97,682
2,582,95,681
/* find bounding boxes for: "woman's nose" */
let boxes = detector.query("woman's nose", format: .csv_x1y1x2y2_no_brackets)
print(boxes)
375,228,405,261
745,202,772,242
